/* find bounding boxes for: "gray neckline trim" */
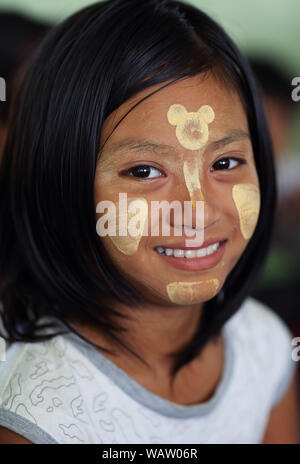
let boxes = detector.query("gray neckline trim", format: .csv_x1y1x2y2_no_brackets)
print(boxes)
0,409,58,444
64,322,234,419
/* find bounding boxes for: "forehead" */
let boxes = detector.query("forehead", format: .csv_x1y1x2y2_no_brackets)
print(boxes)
100,72,249,150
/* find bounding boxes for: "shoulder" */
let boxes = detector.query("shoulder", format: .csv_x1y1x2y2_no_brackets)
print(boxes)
0,333,83,444
227,296,294,346
227,296,297,409
0,329,120,444
0,426,33,444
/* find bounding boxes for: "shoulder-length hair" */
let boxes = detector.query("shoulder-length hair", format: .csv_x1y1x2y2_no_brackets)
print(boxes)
0,0,276,378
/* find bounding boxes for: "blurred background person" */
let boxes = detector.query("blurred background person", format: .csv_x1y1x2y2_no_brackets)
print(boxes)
0,12,51,154
249,57,300,335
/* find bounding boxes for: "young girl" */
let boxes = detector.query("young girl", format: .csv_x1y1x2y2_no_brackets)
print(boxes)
0,0,298,444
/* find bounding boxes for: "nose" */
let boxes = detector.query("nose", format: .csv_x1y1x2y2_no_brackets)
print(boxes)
169,157,220,233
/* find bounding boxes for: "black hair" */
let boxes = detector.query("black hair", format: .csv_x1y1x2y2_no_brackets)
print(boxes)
0,11,51,124
0,0,276,380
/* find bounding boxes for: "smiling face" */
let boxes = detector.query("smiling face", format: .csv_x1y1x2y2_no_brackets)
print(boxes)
94,72,260,307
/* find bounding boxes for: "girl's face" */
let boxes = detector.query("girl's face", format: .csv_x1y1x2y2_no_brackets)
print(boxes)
94,73,260,306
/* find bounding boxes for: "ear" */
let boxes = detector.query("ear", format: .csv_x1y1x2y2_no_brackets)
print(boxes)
197,105,215,124
167,104,187,126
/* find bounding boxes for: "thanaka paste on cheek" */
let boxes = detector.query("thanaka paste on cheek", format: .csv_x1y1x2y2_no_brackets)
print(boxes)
109,198,148,255
232,184,260,239
167,103,215,150
166,279,220,304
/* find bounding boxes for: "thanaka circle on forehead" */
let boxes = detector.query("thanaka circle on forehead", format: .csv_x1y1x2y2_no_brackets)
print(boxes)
167,103,215,151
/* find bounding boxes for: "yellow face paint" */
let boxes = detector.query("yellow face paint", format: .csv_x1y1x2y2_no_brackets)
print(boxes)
232,184,260,239
167,103,215,150
109,198,148,255
166,279,219,304
183,158,204,206
165,103,219,303
167,103,214,206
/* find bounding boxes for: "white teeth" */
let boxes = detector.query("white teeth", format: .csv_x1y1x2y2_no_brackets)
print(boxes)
174,249,185,258
156,242,221,258
207,245,215,255
184,250,196,258
196,247,207,257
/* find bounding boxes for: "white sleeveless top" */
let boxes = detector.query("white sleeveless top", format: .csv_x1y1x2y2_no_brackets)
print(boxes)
0,297,296,444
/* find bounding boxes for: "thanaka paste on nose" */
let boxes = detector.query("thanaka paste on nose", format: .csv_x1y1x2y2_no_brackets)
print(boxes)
183,158,204,206
232,183,260,239
166,279,220,304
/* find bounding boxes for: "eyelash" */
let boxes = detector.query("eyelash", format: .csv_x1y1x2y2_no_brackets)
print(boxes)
210,157,246,171
123,165,164,179
123,157,246,179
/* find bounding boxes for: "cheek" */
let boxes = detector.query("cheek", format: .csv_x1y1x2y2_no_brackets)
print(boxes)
96,196,148,256
232,184,261,239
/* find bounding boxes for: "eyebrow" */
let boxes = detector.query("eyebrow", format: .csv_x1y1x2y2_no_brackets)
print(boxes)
101,129,250,157
208,129,250,150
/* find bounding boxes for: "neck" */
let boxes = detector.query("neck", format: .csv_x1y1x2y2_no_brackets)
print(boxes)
68,298,205,378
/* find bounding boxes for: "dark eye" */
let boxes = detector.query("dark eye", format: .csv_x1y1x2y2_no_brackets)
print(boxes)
210,157,246,171
124,165,163,179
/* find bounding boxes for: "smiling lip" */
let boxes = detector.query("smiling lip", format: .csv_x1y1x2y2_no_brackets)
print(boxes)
154,239,227,271
154,238,227,250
